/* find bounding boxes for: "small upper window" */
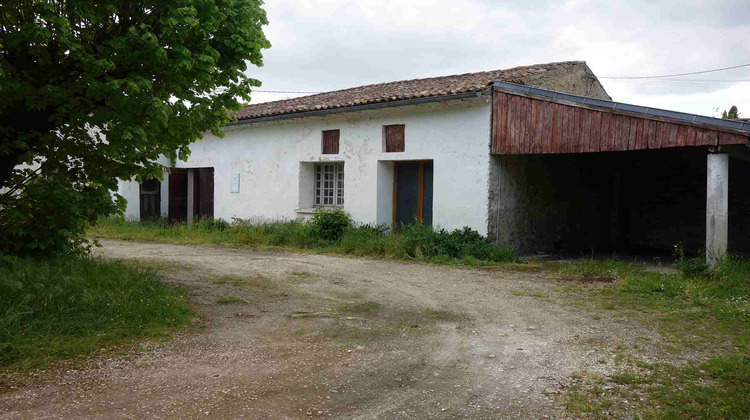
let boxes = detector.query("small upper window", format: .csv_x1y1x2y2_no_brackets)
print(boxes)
384,124,405,152
322,129,340,154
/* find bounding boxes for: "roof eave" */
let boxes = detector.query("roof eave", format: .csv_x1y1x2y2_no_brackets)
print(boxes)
493,81,750,136
227,90,488,126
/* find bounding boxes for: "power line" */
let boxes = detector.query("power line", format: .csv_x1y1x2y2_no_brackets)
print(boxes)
609,78,750,83
212,87,322,94
599,63,750,80
254,89,322,94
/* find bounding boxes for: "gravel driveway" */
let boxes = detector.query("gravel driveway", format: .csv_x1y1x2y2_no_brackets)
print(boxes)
0,240,660,419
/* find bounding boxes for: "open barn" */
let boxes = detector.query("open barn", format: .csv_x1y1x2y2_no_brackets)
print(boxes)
488,82,750,261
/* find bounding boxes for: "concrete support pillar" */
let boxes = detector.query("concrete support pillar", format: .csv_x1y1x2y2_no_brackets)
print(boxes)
706,153,728,264
187,169,195,224
160,171,170,218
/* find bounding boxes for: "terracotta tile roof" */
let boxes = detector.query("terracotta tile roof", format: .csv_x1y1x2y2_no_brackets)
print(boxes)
235,61,586,121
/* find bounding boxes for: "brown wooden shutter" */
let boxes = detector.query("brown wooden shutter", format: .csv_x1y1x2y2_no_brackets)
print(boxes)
322,130,340,154
139,179,161,220
198,168,214,218
168,169,188,222
385,125,405,152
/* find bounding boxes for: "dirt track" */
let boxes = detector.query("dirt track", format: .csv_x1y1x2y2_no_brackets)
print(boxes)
0,240,661,419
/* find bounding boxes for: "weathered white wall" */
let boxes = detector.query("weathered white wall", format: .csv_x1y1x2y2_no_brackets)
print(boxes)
119,180,141,220
120,97,492,234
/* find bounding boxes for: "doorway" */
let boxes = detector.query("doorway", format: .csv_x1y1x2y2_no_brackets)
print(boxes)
168,169,188,222
168,168,214,222
139,178,161,220
394,161,433,227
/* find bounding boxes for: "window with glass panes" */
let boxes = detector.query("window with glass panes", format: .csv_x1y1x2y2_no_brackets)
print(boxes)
314,162,344,206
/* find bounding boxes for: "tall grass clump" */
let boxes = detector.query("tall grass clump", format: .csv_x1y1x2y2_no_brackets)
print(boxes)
0,256,191,368
91,213,519,265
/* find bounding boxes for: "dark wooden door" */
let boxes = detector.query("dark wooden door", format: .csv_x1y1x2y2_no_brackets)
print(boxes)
168,169,188,222
139,179,161,220
394,161,433,227
195,168,214,219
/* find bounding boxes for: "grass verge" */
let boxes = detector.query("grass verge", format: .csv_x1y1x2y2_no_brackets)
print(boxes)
89,216,519,265
0,255,191,369
554,257,750,419
564,356,750,419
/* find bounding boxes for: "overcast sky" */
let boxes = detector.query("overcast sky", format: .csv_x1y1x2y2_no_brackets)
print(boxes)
247,0,750,118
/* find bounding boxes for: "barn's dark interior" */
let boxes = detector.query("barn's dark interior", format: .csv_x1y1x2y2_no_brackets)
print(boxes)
489,147,750,257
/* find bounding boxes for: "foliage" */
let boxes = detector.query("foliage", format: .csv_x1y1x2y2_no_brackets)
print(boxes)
0,0,270,256
310,208,352,241
400,224,520,262
90,216,520,265
674,257,710,278
0,255,191,368
0,176,121,256
721,105,741,119
673,243,710,278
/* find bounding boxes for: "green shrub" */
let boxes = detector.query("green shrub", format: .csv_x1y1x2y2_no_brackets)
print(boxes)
1,178,122,257
310,208,352,241
0,256,191,368
400,224,518,263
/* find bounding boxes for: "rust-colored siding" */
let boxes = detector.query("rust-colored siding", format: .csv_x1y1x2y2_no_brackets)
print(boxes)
491,90,748,155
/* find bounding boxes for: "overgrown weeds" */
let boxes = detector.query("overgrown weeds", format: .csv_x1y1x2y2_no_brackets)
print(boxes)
0,256,191,369
90,215,520,265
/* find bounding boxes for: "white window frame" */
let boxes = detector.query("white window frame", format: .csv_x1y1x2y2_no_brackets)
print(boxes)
314,162,344,206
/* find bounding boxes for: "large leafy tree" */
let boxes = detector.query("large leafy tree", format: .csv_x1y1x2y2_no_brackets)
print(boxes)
0,0,269,255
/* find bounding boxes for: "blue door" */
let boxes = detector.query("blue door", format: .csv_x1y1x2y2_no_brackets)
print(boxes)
394,161,433,227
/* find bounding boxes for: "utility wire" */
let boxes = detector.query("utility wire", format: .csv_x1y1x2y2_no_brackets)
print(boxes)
254,89,322,94
238,65,750,92
211,87,322,94
599,63,750,79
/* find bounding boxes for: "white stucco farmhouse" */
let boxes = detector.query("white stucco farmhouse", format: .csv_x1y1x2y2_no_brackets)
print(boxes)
118,60,750,259
119,61,609,237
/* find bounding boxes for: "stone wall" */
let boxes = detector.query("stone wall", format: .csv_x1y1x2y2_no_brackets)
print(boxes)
519,62,611,101
488,153,606,255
